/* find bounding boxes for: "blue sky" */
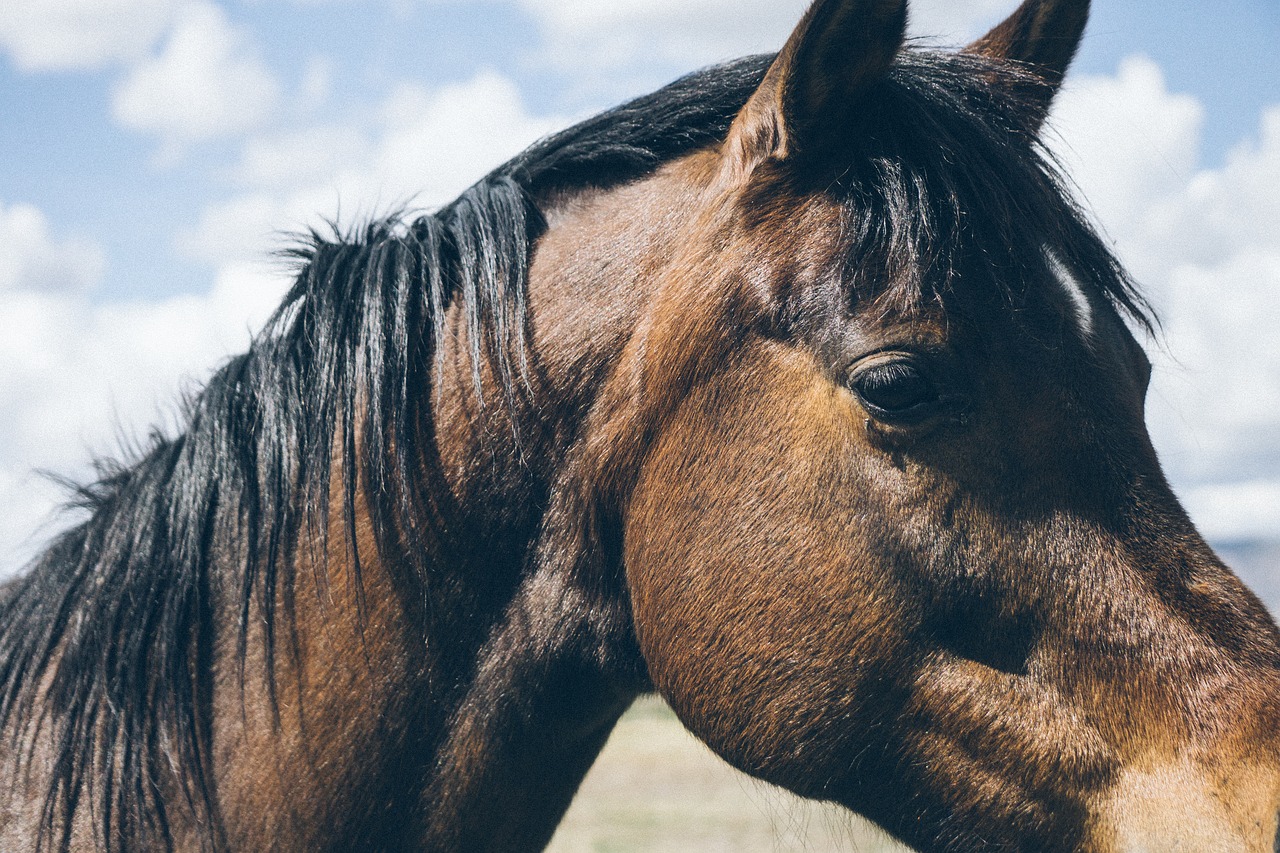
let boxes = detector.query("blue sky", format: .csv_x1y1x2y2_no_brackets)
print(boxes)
1,0,1278,587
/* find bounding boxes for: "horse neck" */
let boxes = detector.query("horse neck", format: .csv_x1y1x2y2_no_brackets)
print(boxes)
404,172,700,850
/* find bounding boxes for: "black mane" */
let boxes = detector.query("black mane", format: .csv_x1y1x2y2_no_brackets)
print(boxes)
0,49,1149,853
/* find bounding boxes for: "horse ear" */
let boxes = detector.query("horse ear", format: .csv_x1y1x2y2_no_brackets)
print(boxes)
725,0,908,172
965,0,1090,124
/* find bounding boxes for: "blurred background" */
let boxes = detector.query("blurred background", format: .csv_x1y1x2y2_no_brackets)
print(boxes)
1,1,1277,849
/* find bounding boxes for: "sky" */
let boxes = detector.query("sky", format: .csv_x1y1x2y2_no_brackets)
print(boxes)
0,0,1278,594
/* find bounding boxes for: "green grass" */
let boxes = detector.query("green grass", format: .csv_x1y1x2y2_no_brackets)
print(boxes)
547,697,915,853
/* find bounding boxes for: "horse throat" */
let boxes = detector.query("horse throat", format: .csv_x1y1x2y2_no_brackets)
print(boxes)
411,555,643,851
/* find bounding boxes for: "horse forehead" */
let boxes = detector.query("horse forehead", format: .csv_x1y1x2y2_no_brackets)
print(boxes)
720,187,1113,363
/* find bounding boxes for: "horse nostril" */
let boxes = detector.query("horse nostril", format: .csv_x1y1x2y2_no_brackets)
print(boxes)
1274,814,1279,853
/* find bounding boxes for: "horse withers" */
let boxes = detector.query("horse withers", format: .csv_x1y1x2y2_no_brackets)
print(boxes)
1,0,1277,850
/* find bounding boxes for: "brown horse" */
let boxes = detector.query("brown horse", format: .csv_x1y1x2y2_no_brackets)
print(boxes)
1,0,1277,850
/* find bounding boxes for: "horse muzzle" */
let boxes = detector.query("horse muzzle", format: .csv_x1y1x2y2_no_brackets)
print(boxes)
1090,758,1280,853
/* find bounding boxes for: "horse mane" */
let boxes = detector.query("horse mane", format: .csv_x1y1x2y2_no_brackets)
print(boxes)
0,48,1151,853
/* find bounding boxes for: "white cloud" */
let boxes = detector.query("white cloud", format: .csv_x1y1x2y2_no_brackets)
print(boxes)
0,0,180,72
910,0,1013,43
515,0,807,71
233,124,370,189
1151,250,1280,475
372,71,566,204
112,1,281,144
1048,58,1280,538
179,185,342,267
1048,57,1207,280
298,55,336,113
1140,107,1280,276
0,259,290,575
511,0,1012,84
183,70,568,267
0,201,104,294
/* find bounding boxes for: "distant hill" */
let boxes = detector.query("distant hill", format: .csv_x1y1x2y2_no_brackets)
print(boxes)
1214,538,1280,616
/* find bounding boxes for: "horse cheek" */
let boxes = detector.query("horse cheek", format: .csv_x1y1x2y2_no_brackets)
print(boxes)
622,347,915,793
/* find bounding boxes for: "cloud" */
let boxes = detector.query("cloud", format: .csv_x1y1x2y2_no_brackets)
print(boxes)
1048,57,1207,280
510,0,1009,87
0,257,290,575
0,201,105,294
1150,249,1280,479
909,0,1012,43
111,1,282,145
298,55,336,113
371,71,567,204
0,0,180,72
1140,107,1280,276
515,0,806,72
1048,58,1280,539
182,70,568,267
232,124,369,190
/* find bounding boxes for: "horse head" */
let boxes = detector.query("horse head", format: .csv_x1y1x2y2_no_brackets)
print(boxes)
3,2,1275,851
581,1,1280,849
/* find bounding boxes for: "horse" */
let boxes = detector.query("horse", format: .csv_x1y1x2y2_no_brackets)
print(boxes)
2,0,1277,850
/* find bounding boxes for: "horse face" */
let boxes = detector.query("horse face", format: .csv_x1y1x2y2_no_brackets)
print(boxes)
618,1,1280,850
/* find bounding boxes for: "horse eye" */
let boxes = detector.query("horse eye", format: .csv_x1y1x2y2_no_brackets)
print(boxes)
851,361,939,420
